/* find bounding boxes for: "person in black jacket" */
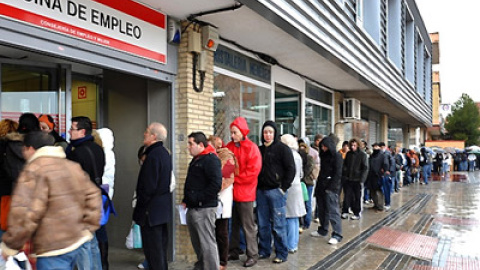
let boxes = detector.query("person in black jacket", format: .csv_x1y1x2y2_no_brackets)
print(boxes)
182,132,222,270
310,136,343,245
341,138,369,220
257,121,295,264
66,116,105,270
366,143,389,212
133,122,173,270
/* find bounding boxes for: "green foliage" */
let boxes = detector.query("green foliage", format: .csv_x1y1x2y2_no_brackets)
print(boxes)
445,93,480,146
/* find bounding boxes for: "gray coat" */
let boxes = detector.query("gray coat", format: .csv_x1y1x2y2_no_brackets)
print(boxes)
286,150,307,218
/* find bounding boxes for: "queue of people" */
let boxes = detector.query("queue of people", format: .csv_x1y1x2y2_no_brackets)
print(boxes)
3,112,475,270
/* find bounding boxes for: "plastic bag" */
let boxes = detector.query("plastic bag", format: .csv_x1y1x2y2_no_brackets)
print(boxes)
125,223,142,249
0,250,32,270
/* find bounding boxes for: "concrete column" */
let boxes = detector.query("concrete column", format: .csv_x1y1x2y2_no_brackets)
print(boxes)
379,114,388,144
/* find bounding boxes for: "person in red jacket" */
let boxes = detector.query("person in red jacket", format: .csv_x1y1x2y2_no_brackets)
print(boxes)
226,117,262,268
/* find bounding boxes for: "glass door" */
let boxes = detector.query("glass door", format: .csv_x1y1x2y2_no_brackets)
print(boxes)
275,84,300,136
0,60,69,138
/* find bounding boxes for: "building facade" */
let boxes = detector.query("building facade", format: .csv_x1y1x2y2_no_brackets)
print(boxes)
0,0,432,261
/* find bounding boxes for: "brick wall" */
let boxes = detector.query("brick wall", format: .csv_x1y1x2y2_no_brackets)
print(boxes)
174,22,214,261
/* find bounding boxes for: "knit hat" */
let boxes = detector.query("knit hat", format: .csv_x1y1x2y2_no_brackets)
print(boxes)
38,114,55,130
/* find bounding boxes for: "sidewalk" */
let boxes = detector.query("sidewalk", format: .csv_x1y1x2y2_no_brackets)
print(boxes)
110,171,480,270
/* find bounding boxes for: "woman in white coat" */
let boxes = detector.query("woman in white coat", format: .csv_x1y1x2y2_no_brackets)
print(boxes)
281,134,306,253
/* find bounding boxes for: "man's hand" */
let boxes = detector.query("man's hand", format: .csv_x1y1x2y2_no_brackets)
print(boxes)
181,202,187,209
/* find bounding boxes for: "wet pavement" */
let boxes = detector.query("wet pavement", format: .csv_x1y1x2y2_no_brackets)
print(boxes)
110,170,480,270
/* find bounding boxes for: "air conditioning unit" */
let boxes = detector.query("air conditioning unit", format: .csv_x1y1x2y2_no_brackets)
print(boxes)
343,98,361,119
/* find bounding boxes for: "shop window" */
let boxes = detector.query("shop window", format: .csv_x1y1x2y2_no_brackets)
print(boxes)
275,84,300,136
214,72,270,145
305,102,332,142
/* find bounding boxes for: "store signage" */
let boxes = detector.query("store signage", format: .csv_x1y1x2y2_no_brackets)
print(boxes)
0,0,167,64
214,45,271,83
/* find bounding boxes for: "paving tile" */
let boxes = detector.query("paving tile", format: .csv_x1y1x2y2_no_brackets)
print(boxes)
366,226,439,260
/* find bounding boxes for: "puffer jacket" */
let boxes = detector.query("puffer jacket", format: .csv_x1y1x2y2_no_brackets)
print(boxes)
226,117,262,202
1,146,101,257
0,132,25,197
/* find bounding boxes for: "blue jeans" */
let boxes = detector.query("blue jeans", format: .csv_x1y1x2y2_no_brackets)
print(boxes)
382,176,392,207
76,234,102,270
422,164,432,184
286,218,299,251
37,242,86,270
303,186,313,229
469,161,475,171
256,188,288,261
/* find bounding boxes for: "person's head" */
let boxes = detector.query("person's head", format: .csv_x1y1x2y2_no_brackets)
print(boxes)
314,134,324,147
261,121,278,145
372,142,381,151
38,114,55,133
143,122,167,146
22,131,55,160
188,132,208,157
70,116,92,140
0,119,19,137
230,117,250,143
342,141,349,151
379,142,386,151
281,134,298,151
18,113,40,134
349,138,361,152
208,135,223,150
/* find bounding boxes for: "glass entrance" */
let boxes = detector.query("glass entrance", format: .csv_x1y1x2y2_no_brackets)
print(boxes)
275,84,300,136
0,61,69,137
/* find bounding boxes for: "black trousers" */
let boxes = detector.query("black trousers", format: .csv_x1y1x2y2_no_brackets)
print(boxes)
215,218,229,266
141,223,168,270
341,181,362,216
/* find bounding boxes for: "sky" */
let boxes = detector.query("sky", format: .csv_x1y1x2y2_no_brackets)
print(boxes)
415,0,480,104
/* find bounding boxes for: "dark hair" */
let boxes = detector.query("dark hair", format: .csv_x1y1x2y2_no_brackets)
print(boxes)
342,141,349,147
24,131,55,149
18,113,40,134
71,116,92,135
378,142,386,147
188,132,208,147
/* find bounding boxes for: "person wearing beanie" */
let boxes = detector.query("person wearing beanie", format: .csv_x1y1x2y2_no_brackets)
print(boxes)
38,114,68,150
17,113,40,134
225,117,261,268
256,121,295,264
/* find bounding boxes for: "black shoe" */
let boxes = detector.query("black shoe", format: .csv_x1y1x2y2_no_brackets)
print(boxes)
244,258,257,267
228,254,240,261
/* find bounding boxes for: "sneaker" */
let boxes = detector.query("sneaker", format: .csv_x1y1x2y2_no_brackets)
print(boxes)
385,205,391,211
328,238,339,245
350,215,360,220
341,213,349,219
310,231,326,238
299,227,304,234
313,218,319,223
137,263,145,269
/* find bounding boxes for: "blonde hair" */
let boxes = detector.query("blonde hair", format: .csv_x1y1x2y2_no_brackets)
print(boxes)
281,134,298,151
0,119,19,137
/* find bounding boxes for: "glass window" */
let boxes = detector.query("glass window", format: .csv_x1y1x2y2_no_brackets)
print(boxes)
1,63,66,136
305,102,332,142
275,84,300,136
214,72,270,145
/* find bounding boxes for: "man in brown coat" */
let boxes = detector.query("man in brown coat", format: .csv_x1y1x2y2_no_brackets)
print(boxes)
1,131,101,270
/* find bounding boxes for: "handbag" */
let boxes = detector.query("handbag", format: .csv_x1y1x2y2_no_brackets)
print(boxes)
301,182,309,201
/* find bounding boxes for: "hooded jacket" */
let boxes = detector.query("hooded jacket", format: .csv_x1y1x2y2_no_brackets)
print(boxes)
1,146,101,257
366,149,389,190
182,144,222,209
258,121,295,191
226,117,262,202
0,133,25,197
316,136,343,194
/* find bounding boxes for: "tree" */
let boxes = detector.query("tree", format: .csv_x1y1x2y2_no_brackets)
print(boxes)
445,93,480,146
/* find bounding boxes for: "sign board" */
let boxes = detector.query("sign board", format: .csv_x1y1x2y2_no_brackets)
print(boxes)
0,0,167,64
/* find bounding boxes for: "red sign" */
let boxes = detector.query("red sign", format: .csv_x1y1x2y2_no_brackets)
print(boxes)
78,86,87,99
